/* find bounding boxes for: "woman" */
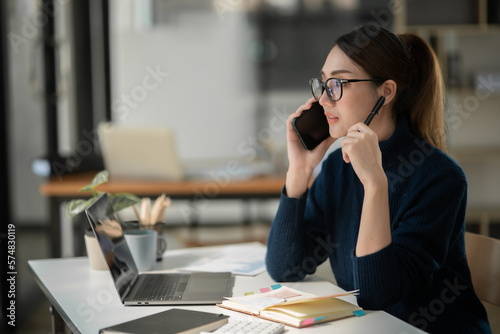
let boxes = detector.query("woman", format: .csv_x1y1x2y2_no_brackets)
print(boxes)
265,25,491,333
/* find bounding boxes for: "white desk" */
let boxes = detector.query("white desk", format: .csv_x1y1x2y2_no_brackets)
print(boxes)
28,244,424,334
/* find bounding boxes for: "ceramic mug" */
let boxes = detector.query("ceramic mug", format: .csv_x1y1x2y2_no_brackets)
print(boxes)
155,232,167,261
124,230,167,271
123,221,167,261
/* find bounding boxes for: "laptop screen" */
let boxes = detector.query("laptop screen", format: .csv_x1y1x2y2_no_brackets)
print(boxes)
85,193,139,300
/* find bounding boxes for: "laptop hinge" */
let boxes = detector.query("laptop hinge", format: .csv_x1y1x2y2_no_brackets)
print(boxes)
122,274,140,303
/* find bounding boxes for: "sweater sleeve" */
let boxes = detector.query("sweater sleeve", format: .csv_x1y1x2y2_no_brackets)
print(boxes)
353,163,468,309
266,174,331,282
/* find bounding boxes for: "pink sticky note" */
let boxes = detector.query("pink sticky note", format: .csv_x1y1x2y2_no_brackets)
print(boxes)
302,318,315,326
260,287,271,293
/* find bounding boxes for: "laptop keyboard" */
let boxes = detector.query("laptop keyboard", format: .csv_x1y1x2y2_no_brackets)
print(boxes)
131,274,190,301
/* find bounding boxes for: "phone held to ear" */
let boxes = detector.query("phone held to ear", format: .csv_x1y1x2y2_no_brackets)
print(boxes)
292,97,386,151
292,102,330,151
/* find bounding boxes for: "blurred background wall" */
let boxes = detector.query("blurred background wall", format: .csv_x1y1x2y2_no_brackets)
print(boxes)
5,0,500,234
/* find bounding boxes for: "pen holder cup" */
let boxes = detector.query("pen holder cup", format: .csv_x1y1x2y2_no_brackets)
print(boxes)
124,221,167,261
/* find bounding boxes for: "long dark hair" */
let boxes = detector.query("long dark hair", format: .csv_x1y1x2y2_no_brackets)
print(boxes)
336,25,446,152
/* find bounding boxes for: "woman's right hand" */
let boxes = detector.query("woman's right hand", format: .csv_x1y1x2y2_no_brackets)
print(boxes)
285,98,336,198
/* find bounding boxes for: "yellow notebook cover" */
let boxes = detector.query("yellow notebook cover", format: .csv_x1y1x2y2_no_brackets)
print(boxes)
218,286,363,328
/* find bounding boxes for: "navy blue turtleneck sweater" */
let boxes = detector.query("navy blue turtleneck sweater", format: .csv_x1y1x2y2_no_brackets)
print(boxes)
266,115,491,333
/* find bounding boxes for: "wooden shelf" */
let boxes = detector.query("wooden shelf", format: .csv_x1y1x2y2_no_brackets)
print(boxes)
447,87,500,98
394,0,500,89
405,24,500,34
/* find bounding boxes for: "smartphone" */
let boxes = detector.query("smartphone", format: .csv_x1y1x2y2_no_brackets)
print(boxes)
292,97,386,151
292,102,330,151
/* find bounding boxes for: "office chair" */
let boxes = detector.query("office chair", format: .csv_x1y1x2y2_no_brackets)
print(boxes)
465,231,500,333
464,231,500,306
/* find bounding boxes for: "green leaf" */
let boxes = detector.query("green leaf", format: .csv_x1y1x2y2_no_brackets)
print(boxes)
109,193,141,213
64,198,97,218
79,170,109,192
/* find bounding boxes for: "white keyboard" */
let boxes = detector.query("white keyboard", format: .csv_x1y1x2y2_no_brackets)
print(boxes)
202,320,284,334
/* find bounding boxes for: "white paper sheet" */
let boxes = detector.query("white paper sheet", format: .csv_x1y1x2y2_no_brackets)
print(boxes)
177,242,267,276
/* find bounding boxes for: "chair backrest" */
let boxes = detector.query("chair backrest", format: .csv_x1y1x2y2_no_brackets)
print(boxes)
464,231,500,306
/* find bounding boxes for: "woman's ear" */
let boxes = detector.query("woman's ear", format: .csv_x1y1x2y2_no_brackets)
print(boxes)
378,80,397,105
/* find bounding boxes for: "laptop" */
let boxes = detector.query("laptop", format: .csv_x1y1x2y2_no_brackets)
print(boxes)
98,123,184,181
85,193,233,305
98,122,275,181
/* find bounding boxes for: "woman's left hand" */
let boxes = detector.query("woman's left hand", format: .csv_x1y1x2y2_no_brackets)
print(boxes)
342,122,385,188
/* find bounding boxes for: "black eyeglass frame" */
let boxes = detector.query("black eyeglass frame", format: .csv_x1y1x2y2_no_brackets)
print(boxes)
309,77,385,102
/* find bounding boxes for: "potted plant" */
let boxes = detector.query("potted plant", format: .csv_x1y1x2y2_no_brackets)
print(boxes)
64,170,140,218
65,170,141,269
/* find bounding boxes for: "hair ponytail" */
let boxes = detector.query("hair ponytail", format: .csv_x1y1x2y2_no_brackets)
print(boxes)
398,33,446,152
336,26,447,152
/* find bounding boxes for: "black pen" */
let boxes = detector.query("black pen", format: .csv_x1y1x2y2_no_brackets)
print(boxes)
364,96,385,126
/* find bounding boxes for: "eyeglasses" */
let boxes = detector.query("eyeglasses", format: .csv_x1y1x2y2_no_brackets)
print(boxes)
309,77,384,102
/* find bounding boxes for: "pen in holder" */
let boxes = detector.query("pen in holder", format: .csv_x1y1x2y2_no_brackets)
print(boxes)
126,194,172,261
